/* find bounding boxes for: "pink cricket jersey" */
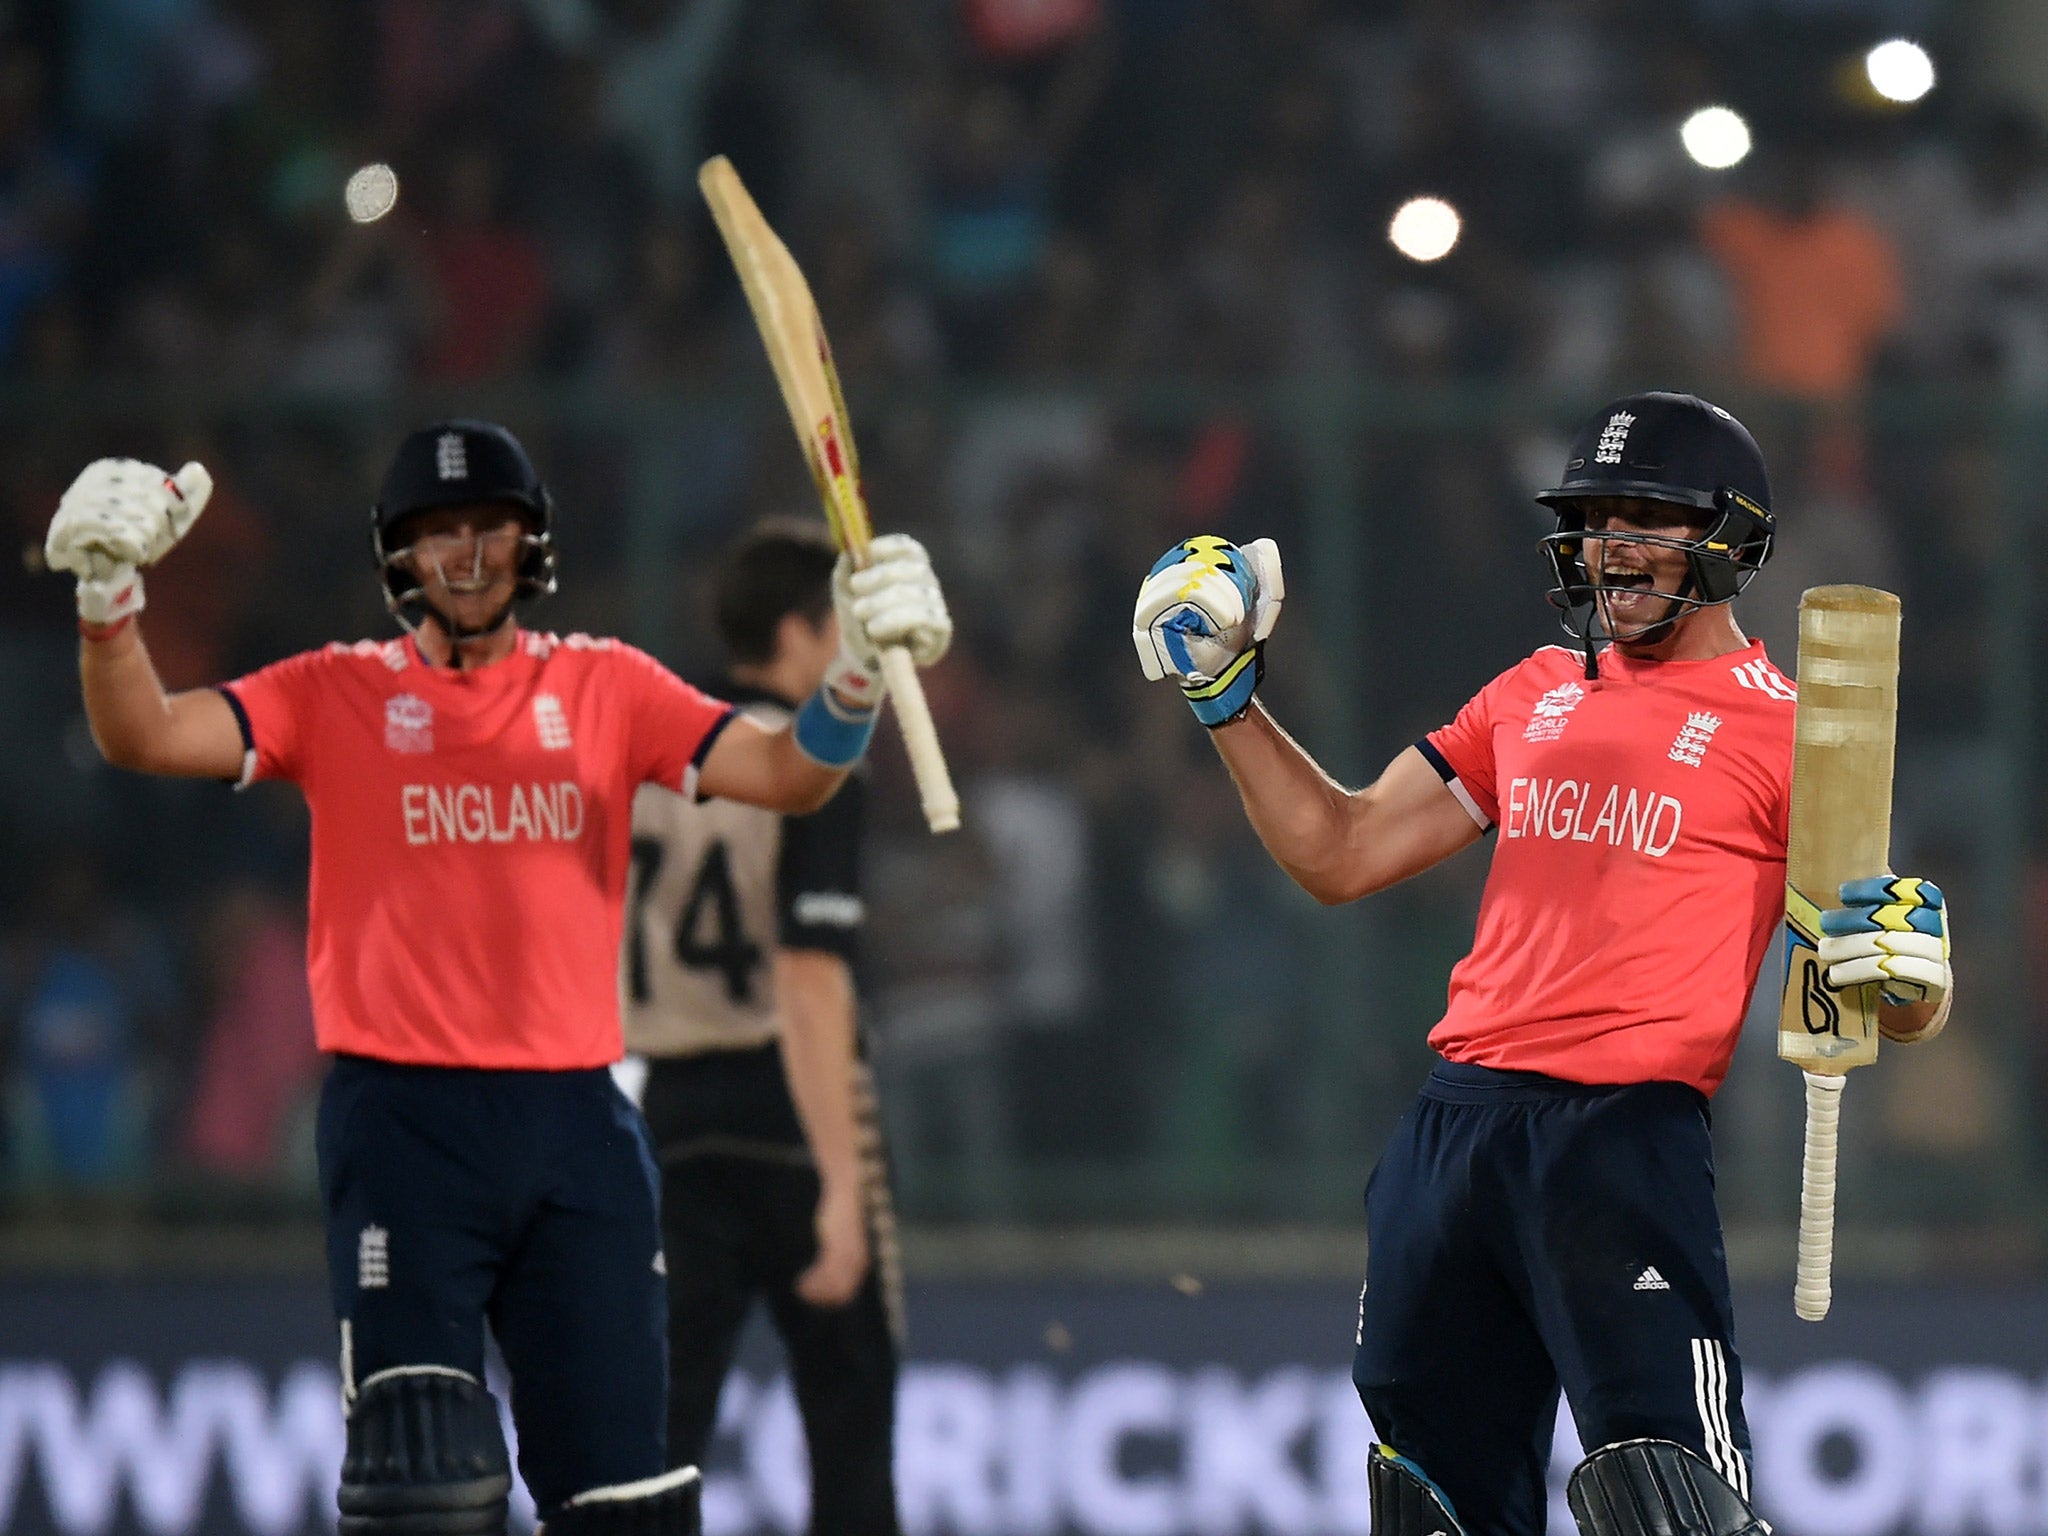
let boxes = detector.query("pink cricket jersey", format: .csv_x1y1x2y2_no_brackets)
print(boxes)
1420,640,1797,1095
221,631,733,1070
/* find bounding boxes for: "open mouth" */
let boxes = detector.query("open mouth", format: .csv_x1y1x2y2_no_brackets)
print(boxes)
1596,569,1656,595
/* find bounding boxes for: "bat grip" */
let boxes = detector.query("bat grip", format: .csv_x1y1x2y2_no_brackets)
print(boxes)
879,646,960,834
1794,1070,1846,1322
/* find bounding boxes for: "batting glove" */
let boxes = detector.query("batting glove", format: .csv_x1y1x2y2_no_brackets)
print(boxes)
1819,876,1951,1041
45,458,214,626
824,534,953,713
1133,535,1284,726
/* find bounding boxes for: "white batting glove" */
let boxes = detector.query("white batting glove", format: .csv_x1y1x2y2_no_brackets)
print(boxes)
45,459,214,625
834,534,953,671
1819,876,1952,1042
1133,536,1284,726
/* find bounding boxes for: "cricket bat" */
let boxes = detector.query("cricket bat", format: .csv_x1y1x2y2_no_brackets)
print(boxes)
698,155,961,834
1778,585,1901,1322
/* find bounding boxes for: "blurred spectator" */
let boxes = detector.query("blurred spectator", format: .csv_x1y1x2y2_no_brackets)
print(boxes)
376,0,529,137
0,45,90,370
924,19,1107,369
7,859,179,1186
286,217,435,390
65,0,208,142
522,58,651,375
181,882,320,1181
1699,145,1904,403
417,140,551,381
115,221,289,386
521,0,748,208
1892,109,2048,392
771,0,939,265
1181,168,1354,377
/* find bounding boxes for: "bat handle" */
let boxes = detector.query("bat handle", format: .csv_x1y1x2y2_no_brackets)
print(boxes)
879,646,960,834
1794,1070,1846,1322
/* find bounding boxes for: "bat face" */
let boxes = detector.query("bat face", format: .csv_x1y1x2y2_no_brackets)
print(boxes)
1776,585,1900,1074
700,155,876,562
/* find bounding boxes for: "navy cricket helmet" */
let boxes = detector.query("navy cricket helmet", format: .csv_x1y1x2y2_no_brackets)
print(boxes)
1536,391,1773,619
371,419,558,631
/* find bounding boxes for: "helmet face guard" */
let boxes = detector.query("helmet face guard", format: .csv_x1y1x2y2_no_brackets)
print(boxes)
376,523,557,644
1539,487,1773,643
1534,393,1774,650
371,420,557,644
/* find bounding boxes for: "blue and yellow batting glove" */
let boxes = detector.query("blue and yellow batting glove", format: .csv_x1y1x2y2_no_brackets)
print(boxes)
1131,536,1285,727
1819,876,1952,1040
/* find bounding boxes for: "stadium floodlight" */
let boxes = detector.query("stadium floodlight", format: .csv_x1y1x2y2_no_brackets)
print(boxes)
1680,107,1752,171
1388,197,1461,263
344,163,400,223
1865,40,1935,104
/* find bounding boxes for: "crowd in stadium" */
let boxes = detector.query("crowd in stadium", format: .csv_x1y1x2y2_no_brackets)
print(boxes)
0,0,2029,1215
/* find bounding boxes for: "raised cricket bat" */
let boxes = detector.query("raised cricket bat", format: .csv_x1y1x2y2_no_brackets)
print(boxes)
698,155,960,834
1778,585,1901,1322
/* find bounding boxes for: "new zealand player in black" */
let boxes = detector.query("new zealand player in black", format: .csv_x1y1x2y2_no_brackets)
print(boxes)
624,520,901,1536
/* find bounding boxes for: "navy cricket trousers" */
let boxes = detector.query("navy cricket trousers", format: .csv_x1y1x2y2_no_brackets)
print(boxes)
1352,1061,1751,1536
316,1055,668,1513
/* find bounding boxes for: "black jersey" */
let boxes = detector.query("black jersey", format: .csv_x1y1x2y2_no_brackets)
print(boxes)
621,683,865,1058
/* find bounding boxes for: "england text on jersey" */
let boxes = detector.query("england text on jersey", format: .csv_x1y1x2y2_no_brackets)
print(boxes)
401,781,586,845
1500,778,1683,856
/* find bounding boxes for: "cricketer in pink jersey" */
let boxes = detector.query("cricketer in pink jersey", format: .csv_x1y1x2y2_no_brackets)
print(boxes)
1133,393,1953,1536
45,420,954,1536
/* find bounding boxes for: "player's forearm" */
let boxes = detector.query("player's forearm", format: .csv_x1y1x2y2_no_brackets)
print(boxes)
697,715,852,815
776,736,853,817
1209,703,1372,903
79,623,243,778
775,950,864,1192
80,622,179,770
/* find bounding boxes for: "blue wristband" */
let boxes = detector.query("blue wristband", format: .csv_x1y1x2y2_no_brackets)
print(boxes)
1183,643,1262,727
793,685,878,767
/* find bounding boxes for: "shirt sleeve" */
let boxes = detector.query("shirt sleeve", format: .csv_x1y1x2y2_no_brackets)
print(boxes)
216,648,331,786
776,772,865,959
618,644,737,795
1421,661,1526,831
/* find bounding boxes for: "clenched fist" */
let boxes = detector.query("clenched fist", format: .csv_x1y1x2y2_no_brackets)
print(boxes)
46,458,214,626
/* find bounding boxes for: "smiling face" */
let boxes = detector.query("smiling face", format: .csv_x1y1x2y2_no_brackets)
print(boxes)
392,501,533,638
1574,496,1714,647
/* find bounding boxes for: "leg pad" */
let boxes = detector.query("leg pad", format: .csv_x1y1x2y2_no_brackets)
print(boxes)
339,1367,512,1536
1567,1439,1769,1536
546,1467,702,1536
1368,1444,1467,1536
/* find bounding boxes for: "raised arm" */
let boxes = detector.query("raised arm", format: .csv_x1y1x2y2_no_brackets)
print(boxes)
696,715,849,816
700,533,952,817
1134,535,1484,904
47,458,245,778
81,623,246,778
1213,715,1481,903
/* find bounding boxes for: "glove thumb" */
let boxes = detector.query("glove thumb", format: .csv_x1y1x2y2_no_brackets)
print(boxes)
163,462,214,546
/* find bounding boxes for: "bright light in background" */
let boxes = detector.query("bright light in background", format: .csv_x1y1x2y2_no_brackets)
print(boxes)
1388,197,1461,263
1866,39,1935,103
344,162,400,224
1680,107,1752,170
